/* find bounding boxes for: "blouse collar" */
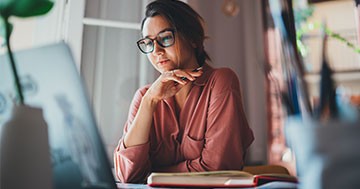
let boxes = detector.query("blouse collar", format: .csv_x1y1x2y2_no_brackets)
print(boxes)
193,62,213,86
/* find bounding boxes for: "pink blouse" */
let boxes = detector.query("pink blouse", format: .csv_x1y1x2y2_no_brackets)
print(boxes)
114,63,254,183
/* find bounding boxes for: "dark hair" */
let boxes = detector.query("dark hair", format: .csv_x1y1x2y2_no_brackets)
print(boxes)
141,0,210,66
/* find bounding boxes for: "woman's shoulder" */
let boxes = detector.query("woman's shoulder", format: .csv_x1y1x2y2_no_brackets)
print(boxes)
133,84,151,99
208,67,239,89
210,67,238,80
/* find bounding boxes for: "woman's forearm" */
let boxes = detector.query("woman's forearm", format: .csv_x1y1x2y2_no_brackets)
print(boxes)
123,93,159,148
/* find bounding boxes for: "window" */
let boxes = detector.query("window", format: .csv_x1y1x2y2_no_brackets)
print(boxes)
64,0,157,162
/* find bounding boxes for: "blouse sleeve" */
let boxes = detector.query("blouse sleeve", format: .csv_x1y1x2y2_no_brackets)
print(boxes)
113,87,152,183
158,68,254,172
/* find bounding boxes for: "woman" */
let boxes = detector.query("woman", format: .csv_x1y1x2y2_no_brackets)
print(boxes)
114,0,254,183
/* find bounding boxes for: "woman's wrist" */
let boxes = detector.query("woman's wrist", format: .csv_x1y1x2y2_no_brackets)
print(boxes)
142,93,160,110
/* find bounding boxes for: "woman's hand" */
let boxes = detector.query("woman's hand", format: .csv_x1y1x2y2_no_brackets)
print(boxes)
146,68,203,101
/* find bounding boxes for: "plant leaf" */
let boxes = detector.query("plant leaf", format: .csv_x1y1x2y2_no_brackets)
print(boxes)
0,0,15,17
0,0,54,18
0,0,13,17
11,0,54,17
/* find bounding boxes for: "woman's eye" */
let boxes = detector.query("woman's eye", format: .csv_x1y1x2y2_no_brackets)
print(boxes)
161,35,173,45
141,40,152,46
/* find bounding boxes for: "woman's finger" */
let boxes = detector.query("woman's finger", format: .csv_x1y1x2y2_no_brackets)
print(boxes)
184,67,203,78
162,72,188,85
189,69,203,77
172,69,195,81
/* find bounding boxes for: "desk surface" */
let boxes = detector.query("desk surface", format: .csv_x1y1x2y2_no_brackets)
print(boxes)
116,181,298,189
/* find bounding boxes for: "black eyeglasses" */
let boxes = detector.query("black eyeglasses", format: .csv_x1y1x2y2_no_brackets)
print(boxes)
136,29,175,54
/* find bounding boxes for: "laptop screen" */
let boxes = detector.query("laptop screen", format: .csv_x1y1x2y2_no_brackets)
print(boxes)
0,43,117,189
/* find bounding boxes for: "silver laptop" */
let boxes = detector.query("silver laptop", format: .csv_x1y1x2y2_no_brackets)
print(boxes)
0,43,117,189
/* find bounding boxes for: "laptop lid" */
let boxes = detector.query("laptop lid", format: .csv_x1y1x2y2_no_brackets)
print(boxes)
0,43,117,189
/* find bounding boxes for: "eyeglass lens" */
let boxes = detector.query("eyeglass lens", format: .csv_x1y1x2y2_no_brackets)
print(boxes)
137,30,175,54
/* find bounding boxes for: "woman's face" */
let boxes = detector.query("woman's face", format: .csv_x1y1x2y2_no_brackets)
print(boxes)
142,15,197,73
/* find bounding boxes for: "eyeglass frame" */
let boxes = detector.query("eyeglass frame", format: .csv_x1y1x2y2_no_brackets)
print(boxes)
136,29,176,54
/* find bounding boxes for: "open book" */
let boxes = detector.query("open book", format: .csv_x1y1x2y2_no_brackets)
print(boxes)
147,170,298,188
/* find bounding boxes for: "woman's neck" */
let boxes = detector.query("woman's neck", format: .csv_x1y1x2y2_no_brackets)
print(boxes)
174,82,192,111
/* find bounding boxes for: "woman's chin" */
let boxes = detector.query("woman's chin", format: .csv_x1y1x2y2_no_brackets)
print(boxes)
157,65,176,73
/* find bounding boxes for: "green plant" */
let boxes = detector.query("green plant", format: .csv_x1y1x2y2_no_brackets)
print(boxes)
297,22,360,57
293,5,314,29
0,0,54,104
293,4,360,67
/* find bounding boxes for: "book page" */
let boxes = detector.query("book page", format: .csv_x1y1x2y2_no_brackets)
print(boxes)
149,170,253,177
224,178,254,185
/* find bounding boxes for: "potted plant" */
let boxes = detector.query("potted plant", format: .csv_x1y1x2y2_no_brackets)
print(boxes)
0,1,54,189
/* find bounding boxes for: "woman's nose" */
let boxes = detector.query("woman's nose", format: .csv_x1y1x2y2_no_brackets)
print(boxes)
152,41,164,55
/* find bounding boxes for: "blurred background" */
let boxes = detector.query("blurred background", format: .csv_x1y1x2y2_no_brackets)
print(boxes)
1,0,360,175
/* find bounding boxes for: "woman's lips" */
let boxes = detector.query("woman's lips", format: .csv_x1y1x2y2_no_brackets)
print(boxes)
158,59,170,65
